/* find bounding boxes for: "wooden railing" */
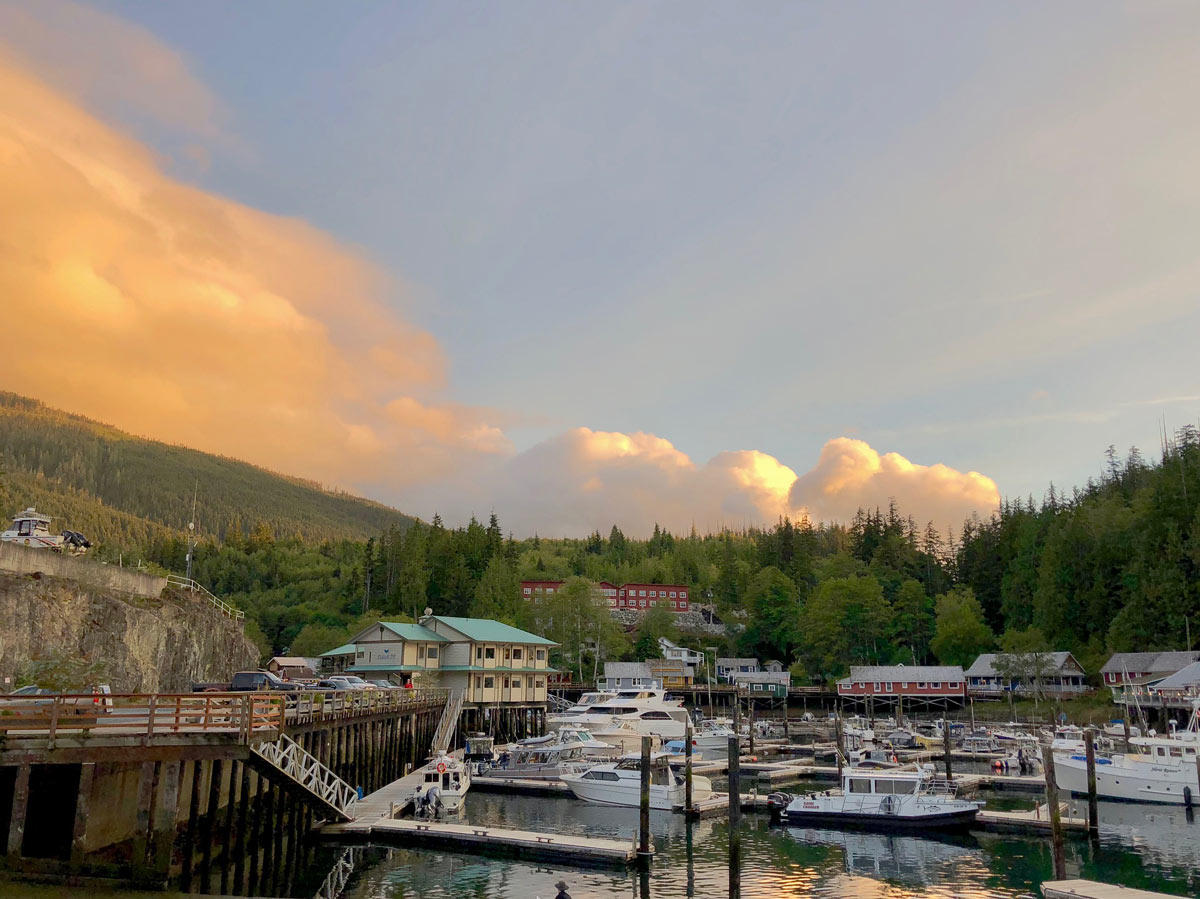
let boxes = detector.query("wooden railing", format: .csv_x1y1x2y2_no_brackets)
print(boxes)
0,688,448,749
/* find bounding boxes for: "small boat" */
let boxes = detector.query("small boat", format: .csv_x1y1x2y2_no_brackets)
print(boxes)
1,507,90,552
560,752,713,809
413,753,470,814
958,735,1001,754
767,765,981,831
693,719,738,757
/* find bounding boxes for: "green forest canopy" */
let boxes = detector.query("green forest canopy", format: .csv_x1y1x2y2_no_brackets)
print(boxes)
3,391,1197,680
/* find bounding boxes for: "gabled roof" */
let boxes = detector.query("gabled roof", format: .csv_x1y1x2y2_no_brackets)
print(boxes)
421,616,557,646
603,661,652,679
1101,651,1200,674
842,665,964,683
270,657,310,667
717,658,759,668
320,643,357,657
731,670,791,685
349,621,449,644
1152,661,1200,690
965,652,1081,678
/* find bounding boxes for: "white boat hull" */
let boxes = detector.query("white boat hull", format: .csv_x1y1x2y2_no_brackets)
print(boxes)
561,776,684,809
1054,753,1197,805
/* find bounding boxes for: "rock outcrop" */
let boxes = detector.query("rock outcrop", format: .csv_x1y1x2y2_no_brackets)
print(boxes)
0,570,258,692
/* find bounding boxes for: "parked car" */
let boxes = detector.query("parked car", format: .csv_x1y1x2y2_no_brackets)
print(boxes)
367,680,397,689
317,679,354,690
326,675,372,691
191,671,301,693
0,684,113,718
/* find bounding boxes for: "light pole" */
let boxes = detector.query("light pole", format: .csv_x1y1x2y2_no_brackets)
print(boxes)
706,646,718,719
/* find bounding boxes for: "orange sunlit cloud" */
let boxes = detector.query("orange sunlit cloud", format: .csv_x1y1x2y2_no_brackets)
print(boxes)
0,41,1000,536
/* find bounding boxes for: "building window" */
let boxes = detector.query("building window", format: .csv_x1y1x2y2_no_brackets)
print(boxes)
523,587,531,594
503,678,509,688
873,682,881,691
536,649,546,661
917,682,927,688
639,590,647,597
900,682,908,688
474,675,482,688
512,648,523,661
930,682,941,689
504,647,511,660
418,645,425,660
640,600,647,608
671,601,677,608
476,647,483,661
680,591,688,598
427,647,438,660
650,590,657,597
356,650,365,658
484,677,494,688
485,647,495,660
670,591,677,597
536,678,545,688
513,678,522,688
884,682,892,691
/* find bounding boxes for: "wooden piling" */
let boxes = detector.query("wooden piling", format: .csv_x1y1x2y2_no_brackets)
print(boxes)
1122,716,1132,754
942,718,954,781
748,700,755,755
727,736,741,827
152,761,181,885
1041,744,1067,880
131,761,156,880
181,760,203,891
1084,727,1099,838
71,762,95,866
200,759,221,895
6,764,29,862
233,766,250,892
639,735,652,860
834,716,844,779
685,725,694,814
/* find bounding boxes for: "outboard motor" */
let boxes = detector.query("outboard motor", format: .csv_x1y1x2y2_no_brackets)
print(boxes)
61,530,91,551
766,791,793,823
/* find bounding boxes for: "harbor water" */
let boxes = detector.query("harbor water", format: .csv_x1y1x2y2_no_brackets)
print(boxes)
330,791,1199,899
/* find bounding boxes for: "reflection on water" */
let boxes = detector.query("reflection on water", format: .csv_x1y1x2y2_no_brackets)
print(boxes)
335,793,1197,899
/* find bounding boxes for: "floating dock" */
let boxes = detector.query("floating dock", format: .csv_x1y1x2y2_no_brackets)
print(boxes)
1042,880,1183,899
974,802,1086,834
333,817,643,866
472,775,574,797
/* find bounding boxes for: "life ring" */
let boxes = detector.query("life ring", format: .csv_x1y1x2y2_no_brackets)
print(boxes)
24,538,30,545
436,762,447,774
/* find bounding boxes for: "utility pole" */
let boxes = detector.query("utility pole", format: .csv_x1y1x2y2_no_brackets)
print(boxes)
185,480,197,582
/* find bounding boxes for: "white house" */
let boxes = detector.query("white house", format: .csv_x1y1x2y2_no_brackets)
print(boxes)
716,658,760,683
658,637,704,667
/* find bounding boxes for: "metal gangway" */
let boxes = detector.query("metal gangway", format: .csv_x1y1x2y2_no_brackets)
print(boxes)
429,688,464,754
249,733,357,821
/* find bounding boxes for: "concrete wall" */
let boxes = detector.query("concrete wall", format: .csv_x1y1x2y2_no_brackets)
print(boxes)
0,542,167,599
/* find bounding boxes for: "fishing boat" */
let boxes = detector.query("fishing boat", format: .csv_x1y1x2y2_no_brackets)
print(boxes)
1,508,90,552
560,752,713,809
1053,702,1200,805
767,765,981,831
693,718,738,757
413,752,470,814
958,735,1001,754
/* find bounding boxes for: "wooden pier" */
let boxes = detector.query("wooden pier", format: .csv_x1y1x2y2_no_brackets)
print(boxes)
1042,880,1183,899
975,802,1086,834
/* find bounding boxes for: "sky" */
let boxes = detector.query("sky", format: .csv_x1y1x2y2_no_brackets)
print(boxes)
2,1,1199,536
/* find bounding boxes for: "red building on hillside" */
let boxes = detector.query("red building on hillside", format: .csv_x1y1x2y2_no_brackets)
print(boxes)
520,581,689,611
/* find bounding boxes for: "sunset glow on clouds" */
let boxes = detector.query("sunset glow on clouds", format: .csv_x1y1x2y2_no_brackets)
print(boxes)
0,27,999,536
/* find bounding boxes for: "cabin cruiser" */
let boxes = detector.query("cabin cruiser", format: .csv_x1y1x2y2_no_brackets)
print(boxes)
551,689,692,743
958,735,1001,754
768,765,981,831
693,719,739,757
413,752,470,814
2,508,90,552
560,752,713,809
548,688,683,726
477,727,616,779
1053,702,1200,805
551,691,617,720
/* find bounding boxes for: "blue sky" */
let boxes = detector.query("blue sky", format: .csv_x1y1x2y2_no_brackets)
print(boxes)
4,1,1199,533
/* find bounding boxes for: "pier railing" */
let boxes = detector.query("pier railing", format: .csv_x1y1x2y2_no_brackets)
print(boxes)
0,688,447,749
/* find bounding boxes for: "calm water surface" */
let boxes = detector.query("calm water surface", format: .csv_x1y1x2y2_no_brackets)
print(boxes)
335,792,1200,899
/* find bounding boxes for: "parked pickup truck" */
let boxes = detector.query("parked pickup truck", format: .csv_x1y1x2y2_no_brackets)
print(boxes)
191,671,301,693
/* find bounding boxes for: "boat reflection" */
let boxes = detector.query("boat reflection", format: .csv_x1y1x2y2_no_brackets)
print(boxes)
782,825,983,887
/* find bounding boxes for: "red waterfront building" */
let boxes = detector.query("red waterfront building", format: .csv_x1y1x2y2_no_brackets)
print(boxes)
836,665,966,699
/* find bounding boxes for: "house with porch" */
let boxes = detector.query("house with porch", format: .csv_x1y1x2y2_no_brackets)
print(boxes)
416,615,556,708
1101,651,1200,688
965,652,1087,697
658,637,705,667
598,662,657,691
731,669,790,698
648,658,695,688
837,666,966,701
716,658,760,683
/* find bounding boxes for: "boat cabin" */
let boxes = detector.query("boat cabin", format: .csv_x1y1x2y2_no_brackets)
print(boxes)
841,767,945,797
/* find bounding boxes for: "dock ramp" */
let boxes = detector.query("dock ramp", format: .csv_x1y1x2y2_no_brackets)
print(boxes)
430,689,464,753
249,733,357,821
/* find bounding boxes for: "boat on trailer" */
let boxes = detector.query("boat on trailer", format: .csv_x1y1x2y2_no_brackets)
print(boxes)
768,765,981,831
1,507,90,552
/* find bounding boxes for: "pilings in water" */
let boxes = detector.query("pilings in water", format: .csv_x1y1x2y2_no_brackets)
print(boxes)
1041,743,1068,880
942,720,954,781
638,736,651,863
1084,727,1099,839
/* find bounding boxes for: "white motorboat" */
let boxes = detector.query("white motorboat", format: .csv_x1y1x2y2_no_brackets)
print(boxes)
1053,703,1200,805
560,752,713,809
413,753,470,814
553,689,693,744
479,727,616,780
768,765,981,831
2,507,90,552
958,735,1001,754
550,690,618,721
693,719,738,757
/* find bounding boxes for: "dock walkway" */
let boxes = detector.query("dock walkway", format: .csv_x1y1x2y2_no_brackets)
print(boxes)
975,802,1086,834
327,817,641,866
1042,880,1182,899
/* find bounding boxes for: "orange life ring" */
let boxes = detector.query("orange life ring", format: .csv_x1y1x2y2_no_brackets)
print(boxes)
436,762,447,774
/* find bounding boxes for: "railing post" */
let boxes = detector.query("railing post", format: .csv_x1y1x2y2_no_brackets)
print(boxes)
146,695,158,740
47,696,61,750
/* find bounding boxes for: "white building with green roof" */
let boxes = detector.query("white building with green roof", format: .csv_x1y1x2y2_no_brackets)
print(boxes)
318,616,558,710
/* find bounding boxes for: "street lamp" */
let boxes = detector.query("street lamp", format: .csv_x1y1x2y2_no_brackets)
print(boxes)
706,646,719,718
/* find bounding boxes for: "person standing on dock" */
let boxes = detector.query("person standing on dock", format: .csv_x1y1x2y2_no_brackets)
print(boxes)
553,878,571,899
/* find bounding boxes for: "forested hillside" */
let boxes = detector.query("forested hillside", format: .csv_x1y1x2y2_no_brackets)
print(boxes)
0,393,417,546
168,430,1197,677
5,390,1196,678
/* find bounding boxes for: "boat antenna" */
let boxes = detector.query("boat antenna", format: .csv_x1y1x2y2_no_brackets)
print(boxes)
186,480,198,582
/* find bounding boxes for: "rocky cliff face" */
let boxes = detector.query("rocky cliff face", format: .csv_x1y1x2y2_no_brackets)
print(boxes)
0,571,258,692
